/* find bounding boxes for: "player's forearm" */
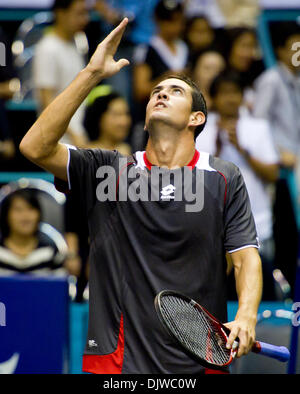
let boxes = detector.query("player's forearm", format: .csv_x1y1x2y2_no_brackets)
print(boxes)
20,67,101,161
234,249,262,323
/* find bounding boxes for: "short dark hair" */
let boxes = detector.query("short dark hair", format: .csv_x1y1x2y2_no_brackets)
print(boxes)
52,0,79,11
209,70,244,98
160,74,207,138
154,0,184,21
0,189,41,239
84,91,123,141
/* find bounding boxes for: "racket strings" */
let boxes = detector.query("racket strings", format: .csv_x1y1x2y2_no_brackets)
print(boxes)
160,295,231,365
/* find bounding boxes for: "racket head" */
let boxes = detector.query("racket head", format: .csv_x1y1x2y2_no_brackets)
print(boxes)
154,290,237,369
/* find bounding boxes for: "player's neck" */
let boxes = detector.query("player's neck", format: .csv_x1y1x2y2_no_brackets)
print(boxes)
145,132,195,169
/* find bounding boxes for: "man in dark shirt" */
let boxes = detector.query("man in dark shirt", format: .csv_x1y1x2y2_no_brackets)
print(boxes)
20,18,262,374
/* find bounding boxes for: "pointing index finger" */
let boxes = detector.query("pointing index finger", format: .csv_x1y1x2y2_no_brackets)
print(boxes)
102,17,129,48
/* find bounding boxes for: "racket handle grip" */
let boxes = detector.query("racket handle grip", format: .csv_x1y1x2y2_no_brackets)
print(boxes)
252,341,290,362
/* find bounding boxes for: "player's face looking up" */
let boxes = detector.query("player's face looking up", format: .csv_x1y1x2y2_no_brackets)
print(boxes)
145,78,205,137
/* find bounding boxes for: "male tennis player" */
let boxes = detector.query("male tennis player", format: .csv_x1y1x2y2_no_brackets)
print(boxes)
20,19,262,374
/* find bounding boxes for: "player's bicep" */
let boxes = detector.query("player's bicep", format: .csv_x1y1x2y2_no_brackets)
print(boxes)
230,247,260,271
37,143,69,181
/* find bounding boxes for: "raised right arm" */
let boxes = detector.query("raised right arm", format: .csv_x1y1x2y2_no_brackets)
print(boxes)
19,18,130,181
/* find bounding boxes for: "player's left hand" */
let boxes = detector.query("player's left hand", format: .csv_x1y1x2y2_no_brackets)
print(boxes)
224,317,256,358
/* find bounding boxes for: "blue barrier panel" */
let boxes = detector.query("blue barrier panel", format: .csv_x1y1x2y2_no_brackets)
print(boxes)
0,275,69,374
69,302,88,374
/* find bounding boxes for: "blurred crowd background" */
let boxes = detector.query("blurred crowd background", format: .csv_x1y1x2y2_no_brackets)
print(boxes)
0,0,300,305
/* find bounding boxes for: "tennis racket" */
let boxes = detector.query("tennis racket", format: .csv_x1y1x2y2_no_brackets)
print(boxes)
154,290,290,369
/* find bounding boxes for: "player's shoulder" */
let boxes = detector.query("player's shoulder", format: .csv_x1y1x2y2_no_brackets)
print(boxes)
68,146,126,168
206,153,241,182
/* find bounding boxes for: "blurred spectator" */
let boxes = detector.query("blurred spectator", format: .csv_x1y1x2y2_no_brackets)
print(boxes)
0,189,72,276
253,22,300,169
33,0,89,147
184,14,219,68
253,22,300,297
84,86,132,155
0,27,20,164
192,49,225,110
196,71,279,300
184,15,224,69
133,0,188,104
223,27,264,90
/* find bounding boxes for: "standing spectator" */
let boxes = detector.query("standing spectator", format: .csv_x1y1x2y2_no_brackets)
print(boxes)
253,22,300,169
253,22,300,295
196,72,279,300
33,0,90,146
192,49,225,110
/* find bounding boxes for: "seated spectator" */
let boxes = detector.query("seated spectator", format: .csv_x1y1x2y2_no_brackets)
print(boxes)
222,27,264,109
0,189,74,276
196,71,279,300
184,15,217,67
83,86,132,155
192,49,225,110
253,22,300,169
33,0,89,147
133,0,188,104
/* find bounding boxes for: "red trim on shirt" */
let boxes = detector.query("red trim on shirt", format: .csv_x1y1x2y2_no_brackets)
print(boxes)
217,170,228,206
82,314,124,374
205,368,229,374
143,151,152,170
143,150,200,170
187,149,200,169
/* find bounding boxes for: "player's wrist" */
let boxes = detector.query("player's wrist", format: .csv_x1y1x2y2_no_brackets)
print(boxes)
82,65,104,86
